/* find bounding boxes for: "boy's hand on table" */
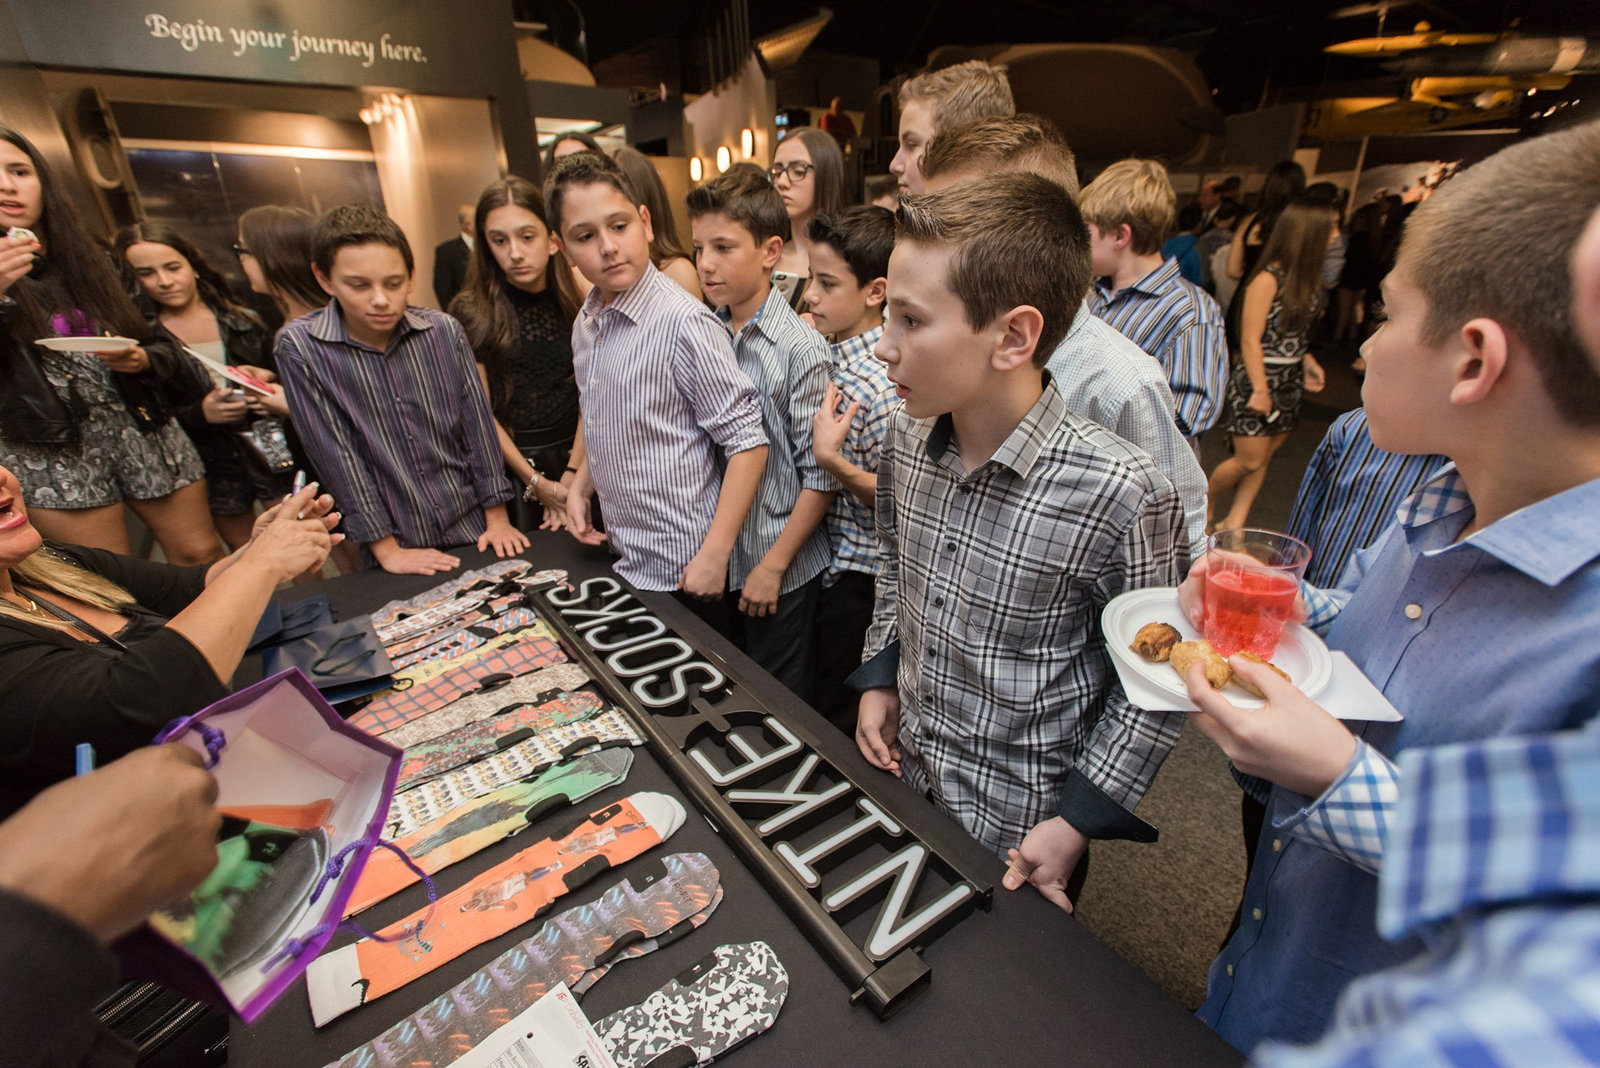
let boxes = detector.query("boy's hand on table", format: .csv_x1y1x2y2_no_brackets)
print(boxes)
1004,816,1087,915
375,545,461,576
478,518,530,558
1182,658,1358,799
679,548,729,601
737,562,783,617
856,688,902,776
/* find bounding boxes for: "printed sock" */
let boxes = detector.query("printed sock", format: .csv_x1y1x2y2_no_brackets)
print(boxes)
385,707,644,837
396,690,605,791
389,607,544,670
345,748,634,916
306,792,686,1026
379,664,592,751
369,561,539,640
327,852,723,1067
599,941,790,1068
350,630,568,736
385,593,524,661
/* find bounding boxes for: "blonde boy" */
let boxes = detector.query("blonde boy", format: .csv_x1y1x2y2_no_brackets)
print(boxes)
890,59,1014,195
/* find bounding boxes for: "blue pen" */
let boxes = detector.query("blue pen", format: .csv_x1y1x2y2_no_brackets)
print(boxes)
75,743,95,776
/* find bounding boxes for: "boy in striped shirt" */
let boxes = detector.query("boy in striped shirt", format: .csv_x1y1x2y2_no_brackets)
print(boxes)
542,153,769,604
687,170,835,701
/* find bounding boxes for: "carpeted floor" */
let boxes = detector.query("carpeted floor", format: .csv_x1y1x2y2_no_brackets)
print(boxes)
1073,343,1366,1010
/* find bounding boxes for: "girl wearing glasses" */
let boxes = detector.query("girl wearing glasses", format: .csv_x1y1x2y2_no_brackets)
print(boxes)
768,128,846,310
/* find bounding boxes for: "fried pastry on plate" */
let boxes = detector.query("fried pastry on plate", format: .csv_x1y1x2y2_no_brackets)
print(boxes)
1130,622,1182,662
1230,652,1291,698
1170,640,1231,690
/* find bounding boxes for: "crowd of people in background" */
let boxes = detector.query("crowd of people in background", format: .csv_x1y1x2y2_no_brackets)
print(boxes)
1,52,1599,1068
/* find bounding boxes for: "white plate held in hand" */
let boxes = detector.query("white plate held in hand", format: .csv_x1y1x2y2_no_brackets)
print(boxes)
1101,587,1333,709
34,336,138,352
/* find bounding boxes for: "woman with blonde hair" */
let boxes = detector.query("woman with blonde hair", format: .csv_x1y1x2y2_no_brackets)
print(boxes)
1207,197,1337,530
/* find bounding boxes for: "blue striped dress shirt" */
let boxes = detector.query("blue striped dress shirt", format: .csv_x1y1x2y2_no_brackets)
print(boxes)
1256,722,1600,1067
1286,408,1448,589
274,303,513,552
822,324,898,585
572,264,768,591
1089,257,1231,439
719,284,837,593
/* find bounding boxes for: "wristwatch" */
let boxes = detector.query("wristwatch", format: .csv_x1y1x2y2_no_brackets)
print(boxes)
522,472,542,503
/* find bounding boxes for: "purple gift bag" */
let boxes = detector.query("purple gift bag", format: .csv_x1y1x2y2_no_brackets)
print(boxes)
116,669,400,1023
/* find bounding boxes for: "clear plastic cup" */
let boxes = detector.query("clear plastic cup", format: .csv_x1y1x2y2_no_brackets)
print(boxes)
1202,528,1312,658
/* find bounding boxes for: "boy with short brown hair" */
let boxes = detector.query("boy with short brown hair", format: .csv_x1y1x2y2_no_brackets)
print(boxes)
852,173,1186,904
890,59,1015,195
1079,159,1230,443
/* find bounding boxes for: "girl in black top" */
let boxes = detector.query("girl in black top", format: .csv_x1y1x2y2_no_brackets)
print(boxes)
450,176,581,531
115,223,292,551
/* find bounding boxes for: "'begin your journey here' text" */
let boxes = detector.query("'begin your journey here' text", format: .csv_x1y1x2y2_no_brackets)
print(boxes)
143,14,428,67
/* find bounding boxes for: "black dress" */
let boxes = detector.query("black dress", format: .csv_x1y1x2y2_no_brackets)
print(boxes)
0,544,227,817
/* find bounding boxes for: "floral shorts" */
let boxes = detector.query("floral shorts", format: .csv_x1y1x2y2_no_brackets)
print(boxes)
2,401,205,510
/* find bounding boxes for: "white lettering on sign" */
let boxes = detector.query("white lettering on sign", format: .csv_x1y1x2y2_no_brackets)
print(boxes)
141,12,429,68
823,844,977,961
727,753,853,836
144,14,222,51
774,798,902,888
689,715,805,787
584,614,667,651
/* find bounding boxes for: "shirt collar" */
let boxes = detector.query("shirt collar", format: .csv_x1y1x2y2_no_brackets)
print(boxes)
833,323,884,365
1397,464,1600,585
924,371,1067,479
584,261,659,325
1095,257,1179,300
716,282,783,342
308,300,432,350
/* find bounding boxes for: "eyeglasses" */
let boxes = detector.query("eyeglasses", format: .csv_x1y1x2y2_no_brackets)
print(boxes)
767,161,814,183
231,243,253,257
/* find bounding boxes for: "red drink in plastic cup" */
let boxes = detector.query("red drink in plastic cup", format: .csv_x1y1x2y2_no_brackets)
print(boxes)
1202,529,1311,658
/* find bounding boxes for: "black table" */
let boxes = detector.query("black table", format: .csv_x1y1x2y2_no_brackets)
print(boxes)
229,533,1243,1067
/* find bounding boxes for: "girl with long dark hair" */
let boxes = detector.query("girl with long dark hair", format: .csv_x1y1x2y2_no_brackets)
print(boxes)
1208,198,1338,529
770,127,847,309
0,126,222,564
611,146,701,296
449,176,581,531
115,223,290,550
1226,159,1307,284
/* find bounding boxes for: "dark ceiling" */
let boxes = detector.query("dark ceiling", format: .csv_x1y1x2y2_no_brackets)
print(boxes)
565,0,1598,113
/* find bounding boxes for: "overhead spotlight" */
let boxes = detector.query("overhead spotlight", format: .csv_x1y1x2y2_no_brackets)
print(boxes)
741,128,754,158
689,156,703,182
1528,88,1538,96
716,145,732,173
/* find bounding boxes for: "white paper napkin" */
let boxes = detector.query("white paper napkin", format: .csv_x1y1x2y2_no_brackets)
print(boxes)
1112,649,1403,722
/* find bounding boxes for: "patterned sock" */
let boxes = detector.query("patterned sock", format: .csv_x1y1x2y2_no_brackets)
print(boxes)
351,631,568,736
384,593,524,660
306,793,686,1026
599,941,790,1068
326,852,723,1067
369,562,538,641
345,748,634,917
379,664,592,750
396,690,605,791
389,606,544,669
385,707,644,837
378,625,541,691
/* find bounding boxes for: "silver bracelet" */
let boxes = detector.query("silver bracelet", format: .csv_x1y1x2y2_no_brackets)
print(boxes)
522,471,541,503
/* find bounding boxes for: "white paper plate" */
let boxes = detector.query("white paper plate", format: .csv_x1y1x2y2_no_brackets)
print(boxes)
1102,587,1332,708
35,336,138,352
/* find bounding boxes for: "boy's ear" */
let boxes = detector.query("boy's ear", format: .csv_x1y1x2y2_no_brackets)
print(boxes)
991,304,1044,373
638,204,655,247
311,264,336,297
1114,223,1134,250
1449,316,1510,408
760,234,784,271
864,276,888,309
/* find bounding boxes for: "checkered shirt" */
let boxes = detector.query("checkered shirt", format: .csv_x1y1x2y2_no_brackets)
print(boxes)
1255,722,1600,1068
1279,742,1398,874
821,325,898,584
863,377,1188,857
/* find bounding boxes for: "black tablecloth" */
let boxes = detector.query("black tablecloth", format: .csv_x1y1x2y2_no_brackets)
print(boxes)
228,533,1244,1067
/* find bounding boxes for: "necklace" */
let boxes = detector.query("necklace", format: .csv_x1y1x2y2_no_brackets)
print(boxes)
4,592,39,614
